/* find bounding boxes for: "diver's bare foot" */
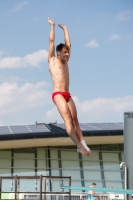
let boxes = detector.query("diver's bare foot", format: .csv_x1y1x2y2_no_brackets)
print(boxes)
80,140,90,151
77,145,91,157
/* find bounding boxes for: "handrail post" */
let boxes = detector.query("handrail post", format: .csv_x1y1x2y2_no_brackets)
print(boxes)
44,178,46,200
0,177,2,200
68,176,71,200
15,175,17,200
40,174,42,200
120,162,127,200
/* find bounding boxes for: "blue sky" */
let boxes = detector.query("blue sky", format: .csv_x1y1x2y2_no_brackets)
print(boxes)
0,0,133,125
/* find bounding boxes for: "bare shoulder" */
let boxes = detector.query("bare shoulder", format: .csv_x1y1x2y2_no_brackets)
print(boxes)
49,56,56,64
49,56,58,68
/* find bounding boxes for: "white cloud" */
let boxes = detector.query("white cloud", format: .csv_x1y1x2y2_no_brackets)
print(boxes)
0,51,4,57
46,95,133,122
0,120,5,126
47,107,63,122
0,81,50,115
108,34,121,41
33,16,39,21
86,39,99,48
11,1,28,12
117,11,131,21
125,35,133,39
8,76,25,83
0,49,48,69
0,75,25,83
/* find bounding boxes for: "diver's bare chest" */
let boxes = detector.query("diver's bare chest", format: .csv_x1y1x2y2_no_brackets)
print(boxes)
53,63,68,73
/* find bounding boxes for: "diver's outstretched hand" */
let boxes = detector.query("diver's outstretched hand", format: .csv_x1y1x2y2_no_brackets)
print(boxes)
58,24,66,29
48,17,55,25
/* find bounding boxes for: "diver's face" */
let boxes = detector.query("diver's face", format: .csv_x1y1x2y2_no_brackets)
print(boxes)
58,48,70,61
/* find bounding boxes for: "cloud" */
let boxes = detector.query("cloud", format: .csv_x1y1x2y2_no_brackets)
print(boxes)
108,34,121,41
7,76,25,83
125,35,133,39
11,1,28,12
46,95,133,122
0,81,51,115
0,51,4,57
33,16,39,21
0,49,48,69
47,107,62,122
86,39,99,48
0,75,25,83
117,11,131,21
0,120,5,126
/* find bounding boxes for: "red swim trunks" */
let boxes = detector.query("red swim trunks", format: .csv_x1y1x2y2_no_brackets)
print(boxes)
52,91,71,102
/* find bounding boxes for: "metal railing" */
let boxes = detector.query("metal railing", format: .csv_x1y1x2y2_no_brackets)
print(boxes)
0,175,71,200
22,193,124,200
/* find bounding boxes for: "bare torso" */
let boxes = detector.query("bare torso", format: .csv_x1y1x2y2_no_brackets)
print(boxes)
49,57,69,92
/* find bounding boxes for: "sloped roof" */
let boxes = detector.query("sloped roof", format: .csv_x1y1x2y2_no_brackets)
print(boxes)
0,123,123,141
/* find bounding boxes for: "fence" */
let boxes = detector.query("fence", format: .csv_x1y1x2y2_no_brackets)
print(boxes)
0,175,71,200
0,175,128,200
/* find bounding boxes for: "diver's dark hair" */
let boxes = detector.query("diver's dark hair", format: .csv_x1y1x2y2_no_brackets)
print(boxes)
56,43,69,53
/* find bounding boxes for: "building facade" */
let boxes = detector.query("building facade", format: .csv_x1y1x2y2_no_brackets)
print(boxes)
0,123,124,193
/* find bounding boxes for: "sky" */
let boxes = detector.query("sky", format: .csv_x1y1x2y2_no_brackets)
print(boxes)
0,0,133,126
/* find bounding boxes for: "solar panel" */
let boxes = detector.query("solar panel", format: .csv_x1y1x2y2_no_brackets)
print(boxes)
28,125,50,132
85,123,103,130
54,124,66,129
79,123,98,131
117,123,123,127
86,123,118,130
103,123,123,130
10,125,30,134
0,123,123,138
50,123,123,131
0,126,12,135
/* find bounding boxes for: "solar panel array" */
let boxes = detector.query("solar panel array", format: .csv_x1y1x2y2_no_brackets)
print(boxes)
0,123,123,140
56,123,123,131
0,124,51,135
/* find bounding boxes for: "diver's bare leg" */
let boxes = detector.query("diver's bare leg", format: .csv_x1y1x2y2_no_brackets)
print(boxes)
67,97,92,156
53,94,91,157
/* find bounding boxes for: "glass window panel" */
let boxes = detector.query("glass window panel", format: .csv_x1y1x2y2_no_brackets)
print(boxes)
122,152,124,161
0,151,12,191
0,160,11,175
83,161,100,170
83,151,101,186
49,149,60,192
103,162,120,170
102,152,119,161
101,144,120,151
69,180,84,192
102,153,119,161
82,151,99,161
61,150,79,160
102,152,122,188
51,179,62,192
102,153,120,170
105,181,123,189
84,170,101,182
1,179,13,192
51,149,59,176
61,150,81,187
0,150,11,158
37,148,46,159
37,148,47,176
104,171,121,180
84,180,103,188
62,160,80,170
14,152,35,192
